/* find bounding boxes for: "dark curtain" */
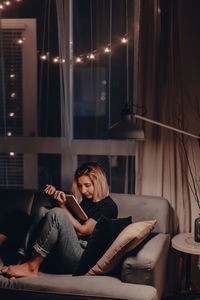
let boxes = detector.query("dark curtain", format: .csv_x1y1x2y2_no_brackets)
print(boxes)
136,0,200,294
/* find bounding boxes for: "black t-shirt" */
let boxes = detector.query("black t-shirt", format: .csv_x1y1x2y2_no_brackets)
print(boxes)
80,195,118,222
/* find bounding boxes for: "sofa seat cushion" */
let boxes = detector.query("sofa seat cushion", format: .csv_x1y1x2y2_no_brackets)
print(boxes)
0,273,157,300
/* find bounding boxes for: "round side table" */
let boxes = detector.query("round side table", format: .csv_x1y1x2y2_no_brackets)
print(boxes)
172,232,200,299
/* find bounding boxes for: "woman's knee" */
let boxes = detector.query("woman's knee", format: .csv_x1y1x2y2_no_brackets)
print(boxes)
37,206,49,218
48,207,66,218
47,207,70,225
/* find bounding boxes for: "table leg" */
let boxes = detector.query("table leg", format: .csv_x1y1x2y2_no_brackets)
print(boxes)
185,253,191,291
178,253,184,292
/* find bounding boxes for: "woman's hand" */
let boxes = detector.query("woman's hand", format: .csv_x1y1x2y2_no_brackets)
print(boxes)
44,184,56,196
54,191,66,208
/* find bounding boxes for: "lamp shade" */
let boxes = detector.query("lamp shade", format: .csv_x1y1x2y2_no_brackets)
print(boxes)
108,113,145,140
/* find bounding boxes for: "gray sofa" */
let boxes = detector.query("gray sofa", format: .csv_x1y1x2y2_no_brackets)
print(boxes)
0,189,171,300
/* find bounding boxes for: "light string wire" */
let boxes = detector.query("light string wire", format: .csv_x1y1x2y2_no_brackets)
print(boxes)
108,0,112,128
90,0,93,54
45,0,51,136
126,0,129,106
0,13,7,136
108,0,112,190
38,0,48,133
124,0,129,194
89,0,94,101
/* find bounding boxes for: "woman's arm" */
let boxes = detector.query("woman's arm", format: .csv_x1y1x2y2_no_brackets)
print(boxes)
53,191,97,236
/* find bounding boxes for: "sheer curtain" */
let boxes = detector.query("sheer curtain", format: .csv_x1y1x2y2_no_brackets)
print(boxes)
136,0,200,236
56,0,76,189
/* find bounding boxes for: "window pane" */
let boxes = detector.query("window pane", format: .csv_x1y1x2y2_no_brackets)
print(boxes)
38,154,61,190
77,155,135,194
0,153,24,188
73,0,135,139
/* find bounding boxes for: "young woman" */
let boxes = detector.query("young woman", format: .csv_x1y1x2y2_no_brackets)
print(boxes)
2,162,118,279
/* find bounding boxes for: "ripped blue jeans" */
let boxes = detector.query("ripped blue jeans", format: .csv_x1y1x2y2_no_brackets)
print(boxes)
18,207,86,273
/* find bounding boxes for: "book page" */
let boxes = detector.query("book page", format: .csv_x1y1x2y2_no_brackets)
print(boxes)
65,194,88,221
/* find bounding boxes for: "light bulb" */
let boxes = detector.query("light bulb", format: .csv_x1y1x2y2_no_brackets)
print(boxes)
0,4,4,9
121,37,128,43
40,54,47,60
76,57,82,63
10,92,16,98
104,47,111,53
9,112,15,117
4,1,11,6
53,57,59,63
9,152,15,156
17,39,23,44
10,74,15,78
7,132,12,136
102,80,107,85
88,53,95,60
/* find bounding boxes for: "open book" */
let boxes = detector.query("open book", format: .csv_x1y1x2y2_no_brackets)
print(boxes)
48,193,88,221
65,194,88,221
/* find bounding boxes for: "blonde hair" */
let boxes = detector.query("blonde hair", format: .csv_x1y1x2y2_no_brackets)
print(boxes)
72,162,109,203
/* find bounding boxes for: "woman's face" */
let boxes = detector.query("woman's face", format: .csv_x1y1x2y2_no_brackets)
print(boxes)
77,175,94,199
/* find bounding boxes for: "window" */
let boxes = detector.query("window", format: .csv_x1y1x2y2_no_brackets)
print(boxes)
0,1,139,193
73,0,135,140
72,0,137,194
0,19,37,138
0,153,23,188
38,154,61,190
78,155,135,193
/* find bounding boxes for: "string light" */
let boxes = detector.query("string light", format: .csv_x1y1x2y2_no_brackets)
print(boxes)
75,57,82,63
0,0,23,12
121,37,128,43
4,1,11,6
9,112,15,117
10,74,15,78
87,53,95,60
17,39,23,44
53,57,59,63
100,91,106,101
10,92,16,98
71,36,132,65
104,47,111,53
40,54,48,60
9,152,15,156
7,132,12,136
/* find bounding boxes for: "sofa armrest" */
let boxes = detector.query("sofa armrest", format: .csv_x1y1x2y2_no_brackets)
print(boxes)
121,233,170,300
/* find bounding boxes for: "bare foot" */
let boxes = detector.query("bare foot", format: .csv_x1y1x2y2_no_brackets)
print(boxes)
2,262,38,279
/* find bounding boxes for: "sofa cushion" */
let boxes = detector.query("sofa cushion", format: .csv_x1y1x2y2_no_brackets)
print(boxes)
111,193,170,234
0,273,158,300
73,216,132,276
87,220,156,275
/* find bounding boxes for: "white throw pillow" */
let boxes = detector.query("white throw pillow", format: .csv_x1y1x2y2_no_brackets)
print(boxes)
87,220,157,275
